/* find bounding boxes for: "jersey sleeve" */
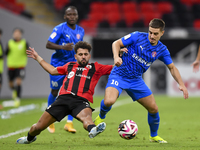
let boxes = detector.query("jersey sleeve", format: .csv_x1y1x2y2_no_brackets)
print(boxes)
95,62,113,75
56,63,69,75
48,26,62,44
121,31,139,47
158,49,173,65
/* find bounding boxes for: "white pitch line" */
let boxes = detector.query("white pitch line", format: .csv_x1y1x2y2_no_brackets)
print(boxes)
0,97,132,139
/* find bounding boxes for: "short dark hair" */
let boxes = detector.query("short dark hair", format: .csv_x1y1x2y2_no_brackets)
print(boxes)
0,28,2,35
65,6,77,12
13,27,23,34
74,41,92,53
149,18,165,31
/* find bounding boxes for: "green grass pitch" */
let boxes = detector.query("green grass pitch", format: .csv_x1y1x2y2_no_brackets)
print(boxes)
0,95,200,150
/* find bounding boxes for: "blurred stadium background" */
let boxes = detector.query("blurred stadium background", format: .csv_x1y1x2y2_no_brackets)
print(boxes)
0,0,200,99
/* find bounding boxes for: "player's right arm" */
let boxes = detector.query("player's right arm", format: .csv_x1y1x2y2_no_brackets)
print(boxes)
112,39,124,67
46,26,74,51
192,44,200,73
26,47,59,75
46,41,74,51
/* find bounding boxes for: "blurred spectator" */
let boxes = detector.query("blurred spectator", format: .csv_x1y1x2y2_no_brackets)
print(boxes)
5,28,29,106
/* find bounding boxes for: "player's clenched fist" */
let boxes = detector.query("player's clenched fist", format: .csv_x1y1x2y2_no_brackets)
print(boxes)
62,43,74,51
114,57,122,67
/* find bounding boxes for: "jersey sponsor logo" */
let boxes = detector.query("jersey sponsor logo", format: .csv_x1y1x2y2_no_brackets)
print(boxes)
124,34,131,40
66,34,70,38
152,51,157,57
76,74,91,79
51,81,58,87
76,34,81,39
86,65,92,69
68,71,75,78
50,32,57,39
76,67,87,71
132,53,152,66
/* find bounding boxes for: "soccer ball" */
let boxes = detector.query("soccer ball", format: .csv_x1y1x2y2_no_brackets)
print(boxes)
118,119,138,140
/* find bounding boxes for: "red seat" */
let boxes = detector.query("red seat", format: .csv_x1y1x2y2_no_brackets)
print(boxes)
104,2,120,13
124,11,141,27
54,0,69,10
180,0,195,6
79,19,98,29
88,11,104,23
122,1,138,13
79,19,97,35
157,2,173,14
5,2,25,14
142,12,162,26
90,1,104,13
5,0,16,4
193,19,200,30
193,0,200,4
106,11,121,26
139,2,156,13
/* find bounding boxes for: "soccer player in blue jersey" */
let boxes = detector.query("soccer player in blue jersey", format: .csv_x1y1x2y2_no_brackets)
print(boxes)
46,6,84,133
94,18,189,143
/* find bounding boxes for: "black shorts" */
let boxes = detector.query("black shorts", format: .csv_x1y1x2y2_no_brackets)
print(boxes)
8,68,25,81
45,94,95,122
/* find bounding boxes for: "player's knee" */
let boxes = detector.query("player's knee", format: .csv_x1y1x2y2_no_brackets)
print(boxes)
51,89,59,97
148,106,158,114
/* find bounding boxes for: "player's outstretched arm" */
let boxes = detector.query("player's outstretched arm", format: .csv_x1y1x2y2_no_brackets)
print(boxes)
46,41,74,51
26,47,59,75
192,45,200,73
167,63,189,99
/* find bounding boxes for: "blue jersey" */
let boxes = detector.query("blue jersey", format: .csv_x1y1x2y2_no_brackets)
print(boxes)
48,22,84,67
111,31,173,79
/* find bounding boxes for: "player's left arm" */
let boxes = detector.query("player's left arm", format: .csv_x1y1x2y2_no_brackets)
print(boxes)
167,63,189,99
26,47,59,75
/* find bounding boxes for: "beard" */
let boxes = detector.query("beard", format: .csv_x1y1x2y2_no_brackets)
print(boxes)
78,59,89,67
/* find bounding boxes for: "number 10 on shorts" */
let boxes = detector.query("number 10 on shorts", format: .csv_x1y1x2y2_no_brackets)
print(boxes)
111,79,119,86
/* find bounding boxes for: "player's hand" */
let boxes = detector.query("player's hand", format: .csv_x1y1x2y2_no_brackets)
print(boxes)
179,85,189,99
62,43,74,51
191,61,200,73
26,47,39,60
114,57,123,67
119,48,128,57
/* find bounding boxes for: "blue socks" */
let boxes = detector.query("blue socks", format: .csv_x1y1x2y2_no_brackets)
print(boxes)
99,99,112,119
47,92,56,106
67,115,73,122
148,112,160,137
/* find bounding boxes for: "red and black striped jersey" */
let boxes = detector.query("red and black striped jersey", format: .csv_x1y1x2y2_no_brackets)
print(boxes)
57,61,112,103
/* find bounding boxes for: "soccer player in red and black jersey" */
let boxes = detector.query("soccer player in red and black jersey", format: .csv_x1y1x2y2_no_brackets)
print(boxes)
16,41,115,144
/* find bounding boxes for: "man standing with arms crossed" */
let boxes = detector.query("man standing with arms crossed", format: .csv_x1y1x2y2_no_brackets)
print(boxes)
46,6,84,133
